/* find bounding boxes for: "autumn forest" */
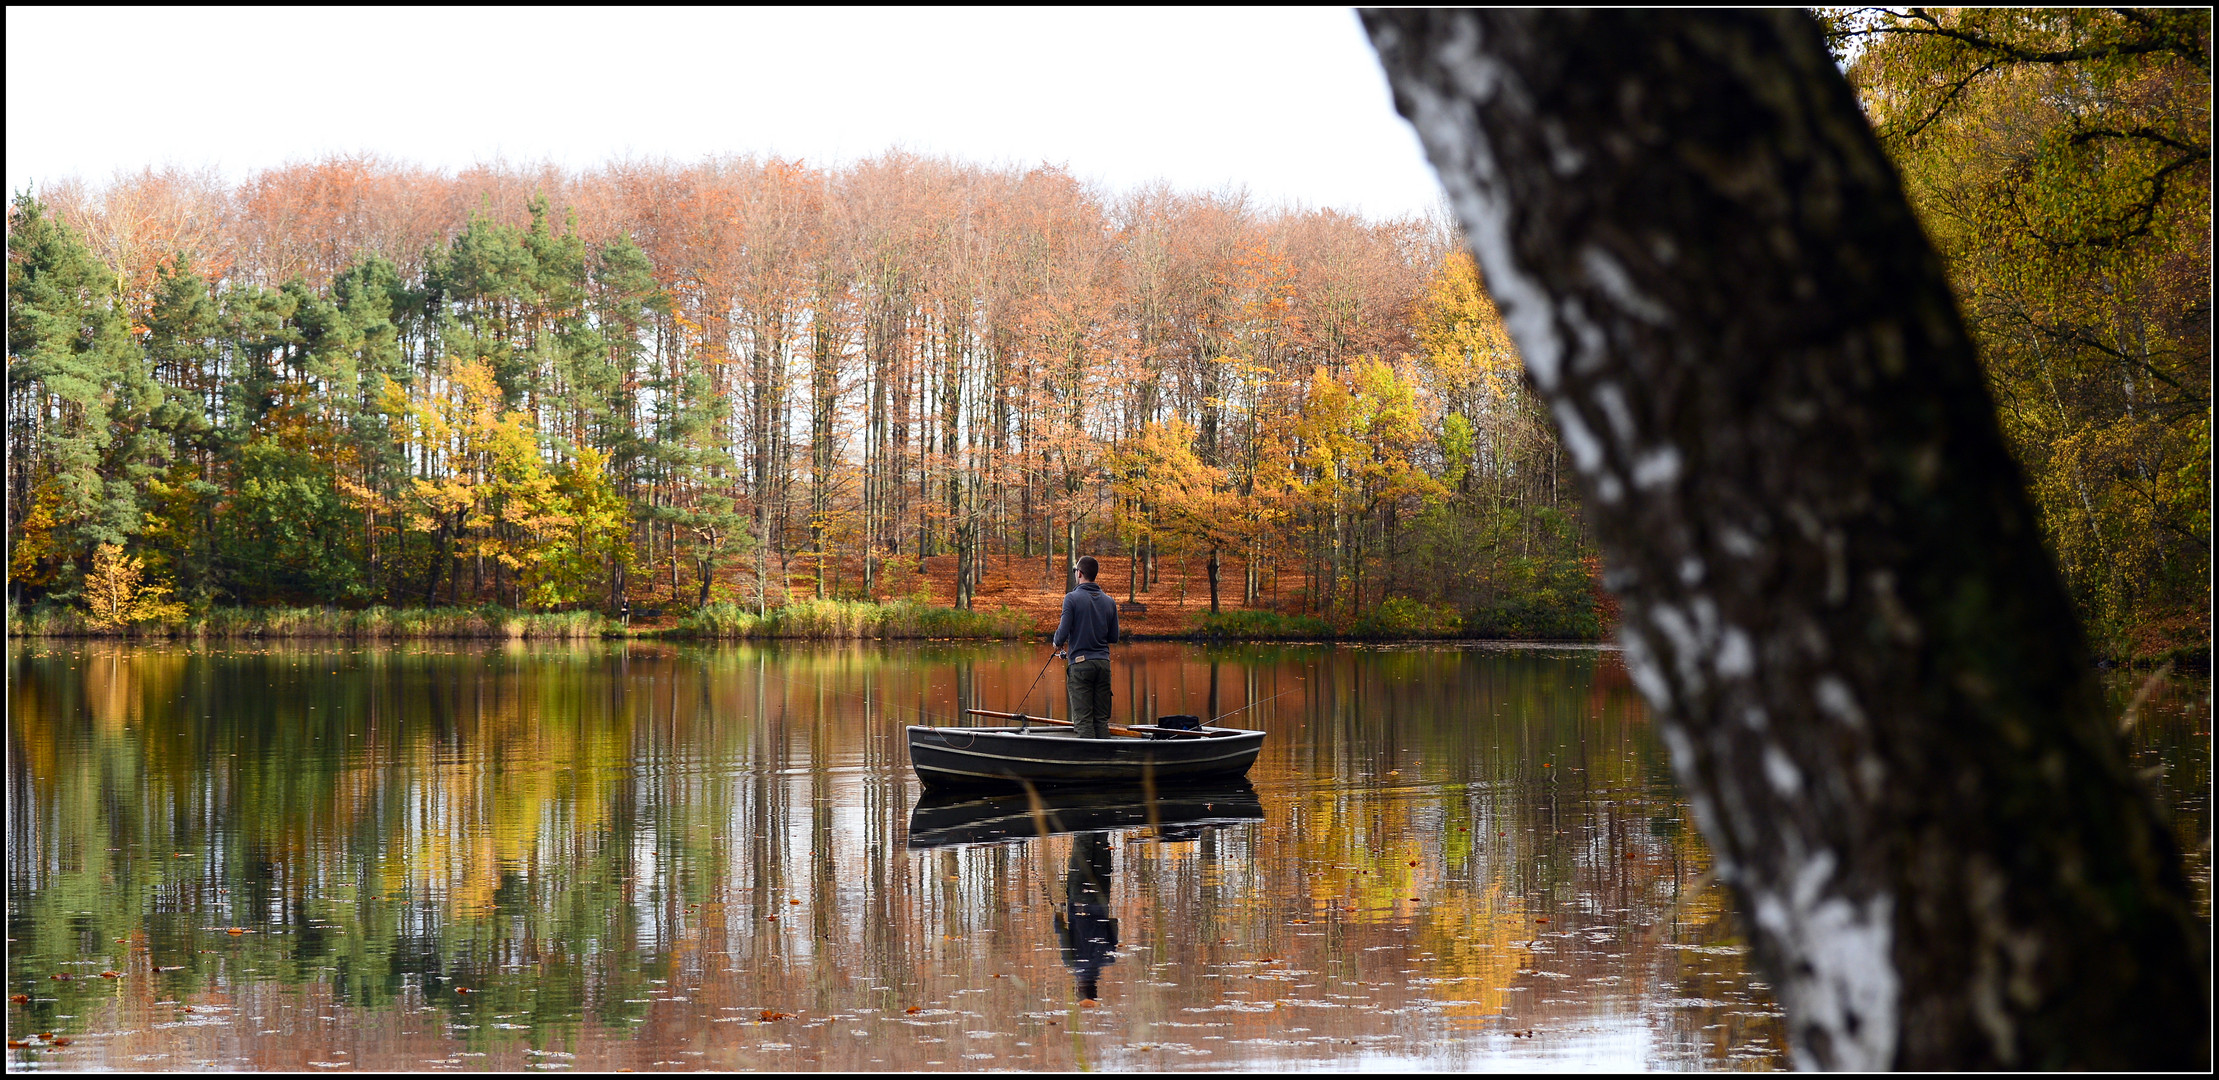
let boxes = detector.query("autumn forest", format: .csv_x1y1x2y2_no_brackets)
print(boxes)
6,8,2208,659
6,150,1597,636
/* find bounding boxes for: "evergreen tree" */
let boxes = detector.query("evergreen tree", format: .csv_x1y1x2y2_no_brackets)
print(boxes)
139,253,224,603
5,194,162,598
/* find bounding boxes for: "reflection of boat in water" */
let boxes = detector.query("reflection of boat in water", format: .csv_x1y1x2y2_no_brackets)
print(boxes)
904,783,1265,849
905,722,1266,789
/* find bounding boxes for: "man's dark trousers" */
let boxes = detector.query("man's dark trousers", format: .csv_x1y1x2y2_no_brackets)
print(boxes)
1067,658,1112,738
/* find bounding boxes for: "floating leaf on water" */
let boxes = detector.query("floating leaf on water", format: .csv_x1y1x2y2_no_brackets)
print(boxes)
904,1006,922,1015
759,1010,790,1022
9,994,28,1003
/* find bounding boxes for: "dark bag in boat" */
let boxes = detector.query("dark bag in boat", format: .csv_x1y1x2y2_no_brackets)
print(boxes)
1152,714,1204,735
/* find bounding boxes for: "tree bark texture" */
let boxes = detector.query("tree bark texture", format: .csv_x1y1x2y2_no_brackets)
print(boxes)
1364,9,2205,1071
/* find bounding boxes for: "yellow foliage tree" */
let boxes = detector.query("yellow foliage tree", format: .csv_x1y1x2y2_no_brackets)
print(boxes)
1290,358,1446,614
81,543,189,631
8,479,69,591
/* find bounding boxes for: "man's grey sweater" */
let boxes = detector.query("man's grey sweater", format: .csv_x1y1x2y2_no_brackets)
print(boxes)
1052,581,1120,661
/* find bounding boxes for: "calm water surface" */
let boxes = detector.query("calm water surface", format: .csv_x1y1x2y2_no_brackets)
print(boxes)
7,641,2206,1071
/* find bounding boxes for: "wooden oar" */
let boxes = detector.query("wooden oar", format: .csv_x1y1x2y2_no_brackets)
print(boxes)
963,707,1212,739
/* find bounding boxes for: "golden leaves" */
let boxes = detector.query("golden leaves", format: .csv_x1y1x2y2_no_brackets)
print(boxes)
80,544,188,630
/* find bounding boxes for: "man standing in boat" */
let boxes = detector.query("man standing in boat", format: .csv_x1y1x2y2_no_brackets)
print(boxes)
1053,555,1120,738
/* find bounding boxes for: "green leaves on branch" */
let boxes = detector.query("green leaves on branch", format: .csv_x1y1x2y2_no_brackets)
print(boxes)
1837,7,2211,658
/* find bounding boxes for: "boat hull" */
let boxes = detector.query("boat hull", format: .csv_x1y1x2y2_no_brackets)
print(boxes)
906,725,1265,789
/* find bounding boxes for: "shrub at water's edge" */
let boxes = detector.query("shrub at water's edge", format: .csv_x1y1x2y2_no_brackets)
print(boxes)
1346,597,1467,639
5,603,615,639
673,599,1032,640
1183,609,1338,640
1184,595,1597,642
1462,591,1602,641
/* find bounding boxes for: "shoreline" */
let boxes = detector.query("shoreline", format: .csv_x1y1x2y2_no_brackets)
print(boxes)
4,604,1607,647
11,603,2199,668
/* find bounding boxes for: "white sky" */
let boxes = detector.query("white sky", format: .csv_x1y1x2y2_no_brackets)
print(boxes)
6,6,1447,221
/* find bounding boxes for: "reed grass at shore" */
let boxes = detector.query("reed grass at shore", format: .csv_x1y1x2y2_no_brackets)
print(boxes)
674,599,1032,640
7,599,1036,641
7,604,613,640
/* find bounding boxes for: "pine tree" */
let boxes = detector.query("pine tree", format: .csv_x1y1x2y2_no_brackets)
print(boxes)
5,194,163,597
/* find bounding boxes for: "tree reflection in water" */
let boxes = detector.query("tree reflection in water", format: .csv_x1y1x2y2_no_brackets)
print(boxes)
10,640,2192,1070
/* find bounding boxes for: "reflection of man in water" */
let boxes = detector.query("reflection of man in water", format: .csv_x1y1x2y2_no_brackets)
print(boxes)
1055,832,1118,1000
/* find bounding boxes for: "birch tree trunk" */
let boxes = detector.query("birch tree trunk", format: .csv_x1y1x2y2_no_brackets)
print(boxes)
1363,8,2206,1070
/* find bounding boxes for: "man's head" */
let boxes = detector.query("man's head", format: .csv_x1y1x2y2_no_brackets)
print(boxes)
1077,555,1099,581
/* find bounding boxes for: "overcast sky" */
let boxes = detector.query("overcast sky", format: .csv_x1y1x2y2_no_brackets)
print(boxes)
6,6,1447,221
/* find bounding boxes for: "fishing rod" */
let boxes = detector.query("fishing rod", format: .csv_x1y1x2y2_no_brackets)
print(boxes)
1207,689,1293,727
1016,649,1064,718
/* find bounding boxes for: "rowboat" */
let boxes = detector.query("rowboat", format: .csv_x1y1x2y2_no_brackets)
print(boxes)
906,710,1266,789
905,783,1264,848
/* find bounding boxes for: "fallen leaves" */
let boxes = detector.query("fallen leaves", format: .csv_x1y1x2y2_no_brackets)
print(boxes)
759,1010,790,1022
9,994,28,1004
99,971,122,979
904,1006,922,1015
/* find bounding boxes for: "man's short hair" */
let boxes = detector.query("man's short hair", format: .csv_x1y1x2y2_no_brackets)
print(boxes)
1077,555,1099,581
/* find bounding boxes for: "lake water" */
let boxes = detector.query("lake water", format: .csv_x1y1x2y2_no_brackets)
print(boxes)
6,640,2206,1071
